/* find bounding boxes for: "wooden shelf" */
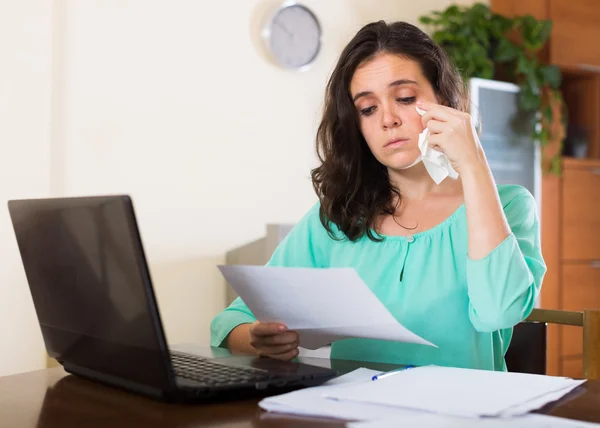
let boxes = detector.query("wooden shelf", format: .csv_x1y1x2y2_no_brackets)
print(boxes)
562,157,600,169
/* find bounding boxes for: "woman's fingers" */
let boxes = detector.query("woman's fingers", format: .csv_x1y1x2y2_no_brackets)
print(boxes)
267,348,300,361
424,119,446,135
250,321,286,336
256,341,299,356
417,100,467,129
253,331,299,347
248,321,300,360
425,133,444,152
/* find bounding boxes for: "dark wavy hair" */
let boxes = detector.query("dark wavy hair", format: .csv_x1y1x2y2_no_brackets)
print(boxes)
310,20,468,242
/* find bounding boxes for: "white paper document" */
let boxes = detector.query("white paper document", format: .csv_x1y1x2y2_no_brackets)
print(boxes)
348,414,600,428
324,365,587,418
259,368,423,421
217,265,435,349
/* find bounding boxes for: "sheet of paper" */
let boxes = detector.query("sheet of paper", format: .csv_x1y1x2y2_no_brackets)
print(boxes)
348,414,600,428
499,383,587,417
217,265,435,349
259,368,423,421
324,365,587,418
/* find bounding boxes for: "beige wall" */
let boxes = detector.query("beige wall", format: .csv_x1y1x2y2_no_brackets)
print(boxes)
0,0,485,377
0,0,53,377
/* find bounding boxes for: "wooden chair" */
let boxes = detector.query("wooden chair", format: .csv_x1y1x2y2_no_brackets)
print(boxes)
506,308,600,379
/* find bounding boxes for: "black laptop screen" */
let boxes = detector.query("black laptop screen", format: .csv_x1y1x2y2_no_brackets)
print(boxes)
9,196,173,391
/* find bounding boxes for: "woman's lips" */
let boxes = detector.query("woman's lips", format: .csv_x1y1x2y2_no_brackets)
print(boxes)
384,138,409,148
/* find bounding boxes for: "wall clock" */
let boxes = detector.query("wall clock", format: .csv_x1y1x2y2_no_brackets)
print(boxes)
262,2,322,71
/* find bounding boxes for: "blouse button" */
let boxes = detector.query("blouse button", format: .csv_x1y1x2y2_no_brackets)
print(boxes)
406,235,415,243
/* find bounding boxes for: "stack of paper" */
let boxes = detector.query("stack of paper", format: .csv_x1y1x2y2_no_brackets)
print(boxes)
324,365,586,418
259,366,594,427
348,414,600,428
259,368,419,421
218,265,436,349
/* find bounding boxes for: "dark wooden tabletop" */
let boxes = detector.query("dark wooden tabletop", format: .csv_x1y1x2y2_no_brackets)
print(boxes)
2,357,600,428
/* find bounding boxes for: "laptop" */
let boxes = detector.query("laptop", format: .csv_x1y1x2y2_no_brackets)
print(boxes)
7,195,338,403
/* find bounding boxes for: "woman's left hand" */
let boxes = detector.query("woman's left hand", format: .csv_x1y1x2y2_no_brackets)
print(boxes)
416,100,484,174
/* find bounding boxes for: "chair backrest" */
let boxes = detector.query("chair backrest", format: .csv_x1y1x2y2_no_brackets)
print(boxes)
505,321,547,375
525,308,600,379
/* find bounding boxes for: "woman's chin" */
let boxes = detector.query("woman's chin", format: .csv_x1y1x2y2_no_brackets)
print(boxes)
385,155,422,171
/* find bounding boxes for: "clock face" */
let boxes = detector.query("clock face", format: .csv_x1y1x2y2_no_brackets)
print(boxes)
265,4,321,70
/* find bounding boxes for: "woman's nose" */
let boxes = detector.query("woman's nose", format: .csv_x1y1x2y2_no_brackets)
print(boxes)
381,106,401,129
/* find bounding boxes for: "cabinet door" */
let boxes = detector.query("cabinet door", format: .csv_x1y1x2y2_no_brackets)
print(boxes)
560,264,600,359
562,163,600,261
561,357,583,379
550,0,600,70
491,0,548,19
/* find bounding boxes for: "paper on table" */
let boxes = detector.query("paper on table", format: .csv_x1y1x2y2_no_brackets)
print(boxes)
499,382,587,417
324,365,586,418
259,368,424,421
217,265,435,349
348,413,600,428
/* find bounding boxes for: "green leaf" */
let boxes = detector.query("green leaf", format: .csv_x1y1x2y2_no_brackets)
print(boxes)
538,20,553,45
540,65,562,89
550,155,562,175
419,16,434,25
516,53,531,75
519,87,541,112
474,26,489,47
480,59,495,80
543,105,553,125
494,38,518,62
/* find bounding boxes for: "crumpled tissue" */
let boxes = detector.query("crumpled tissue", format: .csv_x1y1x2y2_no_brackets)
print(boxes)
401,106,459,185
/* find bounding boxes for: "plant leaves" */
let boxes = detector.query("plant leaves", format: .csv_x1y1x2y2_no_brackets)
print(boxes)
540,65,562,89
543,105,553,125
494,38,518,62
538,20,553,45
519,86,541,112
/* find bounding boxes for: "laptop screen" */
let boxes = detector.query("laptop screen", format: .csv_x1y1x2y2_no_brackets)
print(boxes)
9,196,173,392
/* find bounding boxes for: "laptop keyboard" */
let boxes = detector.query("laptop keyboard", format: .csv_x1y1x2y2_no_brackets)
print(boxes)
171,351,272,387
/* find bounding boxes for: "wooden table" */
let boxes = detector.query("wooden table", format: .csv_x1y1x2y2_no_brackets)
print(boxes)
2,356,600,428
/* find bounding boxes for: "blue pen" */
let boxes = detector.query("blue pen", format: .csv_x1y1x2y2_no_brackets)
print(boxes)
371,365,416,381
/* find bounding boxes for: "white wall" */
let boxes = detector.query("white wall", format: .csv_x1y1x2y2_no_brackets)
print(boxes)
0,0,53,376
0,0,484,376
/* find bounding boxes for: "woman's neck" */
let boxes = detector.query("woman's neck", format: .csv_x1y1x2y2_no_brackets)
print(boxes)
387,163,462,201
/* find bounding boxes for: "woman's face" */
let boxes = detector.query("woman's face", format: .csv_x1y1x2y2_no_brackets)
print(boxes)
350,53,439,171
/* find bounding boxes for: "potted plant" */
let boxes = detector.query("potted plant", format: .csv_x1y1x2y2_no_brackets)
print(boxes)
419,3,566,174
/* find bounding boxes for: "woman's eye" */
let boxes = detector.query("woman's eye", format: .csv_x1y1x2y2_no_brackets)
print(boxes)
360,106,376,116
397,97,416,104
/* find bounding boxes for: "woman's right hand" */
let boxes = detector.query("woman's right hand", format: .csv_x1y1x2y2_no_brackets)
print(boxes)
249,321,299,361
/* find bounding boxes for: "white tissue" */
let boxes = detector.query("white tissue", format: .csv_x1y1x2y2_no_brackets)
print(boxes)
407,106,459,185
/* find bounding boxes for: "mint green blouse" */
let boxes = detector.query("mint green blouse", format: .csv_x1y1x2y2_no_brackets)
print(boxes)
210,184,546,371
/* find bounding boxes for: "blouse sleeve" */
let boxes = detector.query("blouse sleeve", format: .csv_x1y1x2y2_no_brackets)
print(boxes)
466,186,547,333
209,203,327,347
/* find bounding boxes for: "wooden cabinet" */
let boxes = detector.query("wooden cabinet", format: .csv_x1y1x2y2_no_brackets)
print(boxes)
562,357,584,379
549,0,600,71
492,0,600,378
562,164,600,260
490,0,549,20
492,0,600,71
555,159,600,377
559,263,600,375
560,74,600,159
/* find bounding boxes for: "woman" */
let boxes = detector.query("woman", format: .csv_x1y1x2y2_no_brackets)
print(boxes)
210,21,546,370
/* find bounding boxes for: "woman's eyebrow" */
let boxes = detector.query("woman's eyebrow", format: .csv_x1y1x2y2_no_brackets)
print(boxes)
352,79,418,102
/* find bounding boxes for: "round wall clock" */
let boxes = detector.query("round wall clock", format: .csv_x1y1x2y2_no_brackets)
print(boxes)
262,2,322,71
